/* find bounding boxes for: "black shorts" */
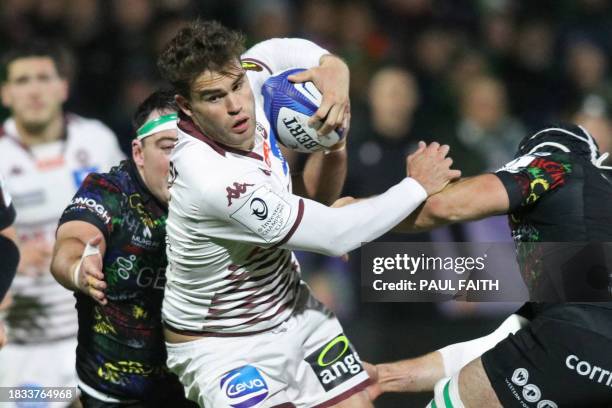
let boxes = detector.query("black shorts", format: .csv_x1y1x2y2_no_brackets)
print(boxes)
482,304,612,408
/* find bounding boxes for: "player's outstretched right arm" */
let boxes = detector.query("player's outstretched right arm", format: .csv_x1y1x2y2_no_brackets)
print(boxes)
285,142,461,256
364,314,528,401
51,221,108,305
50,172,118,305
364,351,445,400
396,149,575,233
395,174,510,232
179,142,458,258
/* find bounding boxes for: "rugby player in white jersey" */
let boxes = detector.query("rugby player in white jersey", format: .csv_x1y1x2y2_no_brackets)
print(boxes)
0,40,124,401
157,20,459,408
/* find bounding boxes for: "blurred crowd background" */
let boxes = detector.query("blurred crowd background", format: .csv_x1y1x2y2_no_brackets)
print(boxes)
2,0,612,405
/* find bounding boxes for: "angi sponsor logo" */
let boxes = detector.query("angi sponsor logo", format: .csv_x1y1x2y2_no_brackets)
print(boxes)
220,365,268,408
306,334,363,391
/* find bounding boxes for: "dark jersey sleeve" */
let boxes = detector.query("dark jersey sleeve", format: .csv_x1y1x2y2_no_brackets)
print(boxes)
0,178,16,230
0,235,18,302
0,176,17,301
58,173,122,241
494,153,574,212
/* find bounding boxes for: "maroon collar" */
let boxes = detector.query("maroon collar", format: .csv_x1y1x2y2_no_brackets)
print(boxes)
177,112,263,161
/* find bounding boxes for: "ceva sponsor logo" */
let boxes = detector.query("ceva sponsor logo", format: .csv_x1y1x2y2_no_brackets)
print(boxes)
220,365,268,408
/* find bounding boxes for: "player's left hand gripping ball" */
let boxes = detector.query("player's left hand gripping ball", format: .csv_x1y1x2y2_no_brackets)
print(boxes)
288,57,350,136
263,68,347,153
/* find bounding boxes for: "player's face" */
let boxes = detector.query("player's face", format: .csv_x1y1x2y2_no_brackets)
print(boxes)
132,110,178,204
1,57,67,131
182,62,256,150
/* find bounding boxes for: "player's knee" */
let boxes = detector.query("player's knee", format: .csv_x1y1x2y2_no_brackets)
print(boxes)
426,375,466,408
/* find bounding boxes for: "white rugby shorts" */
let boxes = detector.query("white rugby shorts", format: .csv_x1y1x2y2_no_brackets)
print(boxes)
166,286,370,407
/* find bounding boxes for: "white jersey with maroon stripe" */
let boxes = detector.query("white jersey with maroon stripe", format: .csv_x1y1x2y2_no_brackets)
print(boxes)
0,114,124,343
163,106,303,335
163,38,328,335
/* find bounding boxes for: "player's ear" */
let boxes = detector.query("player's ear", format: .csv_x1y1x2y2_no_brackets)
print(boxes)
132,139,145,167
58,78,69,103
1,84,11,108
175,94,193,117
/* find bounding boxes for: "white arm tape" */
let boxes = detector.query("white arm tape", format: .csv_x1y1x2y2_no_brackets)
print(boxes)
72,242,101,288
438,313,529,376
286,177,427,256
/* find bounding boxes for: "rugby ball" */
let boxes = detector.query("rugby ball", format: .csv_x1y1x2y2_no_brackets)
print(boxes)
262,68,344,153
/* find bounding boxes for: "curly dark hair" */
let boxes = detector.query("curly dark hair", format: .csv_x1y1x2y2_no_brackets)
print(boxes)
157,20,245,98
132,88,178,132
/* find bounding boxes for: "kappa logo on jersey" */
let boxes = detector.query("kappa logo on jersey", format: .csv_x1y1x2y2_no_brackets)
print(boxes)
230,185,292,242
305,334,363,392
227,182,255,206
71,196,111,224
220,365,269,408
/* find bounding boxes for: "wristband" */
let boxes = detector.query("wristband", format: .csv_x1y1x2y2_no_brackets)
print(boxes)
72,242,101,288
